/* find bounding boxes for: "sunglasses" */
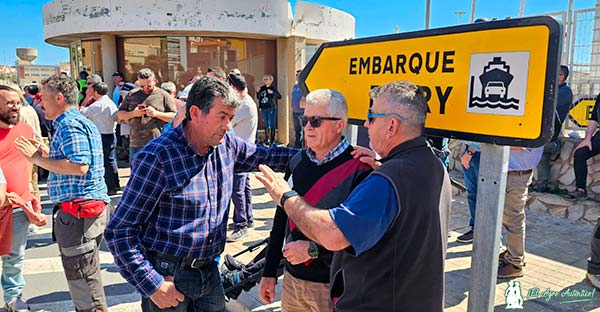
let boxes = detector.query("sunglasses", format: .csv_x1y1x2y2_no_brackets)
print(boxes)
367,109,408,123
301,116,341,128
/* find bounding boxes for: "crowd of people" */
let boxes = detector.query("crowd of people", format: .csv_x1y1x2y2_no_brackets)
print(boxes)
0,60,599,312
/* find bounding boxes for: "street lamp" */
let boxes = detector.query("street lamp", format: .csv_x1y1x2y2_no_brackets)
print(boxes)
455,11,465,24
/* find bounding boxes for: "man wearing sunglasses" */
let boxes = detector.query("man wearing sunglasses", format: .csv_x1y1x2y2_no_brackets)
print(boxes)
257,80,452,311
258,89,371,311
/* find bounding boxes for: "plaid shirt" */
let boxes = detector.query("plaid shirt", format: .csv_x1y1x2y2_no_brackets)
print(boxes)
305,137,350,165
105,126,298,297
48,108,109,203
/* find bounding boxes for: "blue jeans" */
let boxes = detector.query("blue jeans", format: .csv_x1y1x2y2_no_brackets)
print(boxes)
102,133,120,191
292,112,304,148
231,173,253,228
130,146,144,163
261,108,276,130
142,255,226,312
462,151,480,228
2,210,29,302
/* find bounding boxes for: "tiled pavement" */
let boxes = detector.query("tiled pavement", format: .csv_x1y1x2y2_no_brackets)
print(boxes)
4,169,600,311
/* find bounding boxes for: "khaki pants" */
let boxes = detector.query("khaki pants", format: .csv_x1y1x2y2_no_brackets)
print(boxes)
54,206,109,312
502,171,533,269
281,270,330,312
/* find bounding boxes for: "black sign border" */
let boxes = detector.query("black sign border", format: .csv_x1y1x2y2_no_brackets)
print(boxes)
298,16,562,148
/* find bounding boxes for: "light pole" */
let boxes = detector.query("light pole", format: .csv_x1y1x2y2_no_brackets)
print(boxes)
470,0,476,23
425,0,431,29
455,11,465,24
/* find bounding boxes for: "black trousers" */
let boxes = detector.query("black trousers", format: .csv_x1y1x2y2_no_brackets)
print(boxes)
574,131,600,189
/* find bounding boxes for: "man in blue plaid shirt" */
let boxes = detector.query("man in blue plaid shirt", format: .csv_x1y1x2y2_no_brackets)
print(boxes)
105,76,297,311
15,75,111,312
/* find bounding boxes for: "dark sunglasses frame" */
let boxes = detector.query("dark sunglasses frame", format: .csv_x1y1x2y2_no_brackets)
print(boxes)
301,115,341,128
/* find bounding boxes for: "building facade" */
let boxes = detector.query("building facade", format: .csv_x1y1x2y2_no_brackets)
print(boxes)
42,0,355,143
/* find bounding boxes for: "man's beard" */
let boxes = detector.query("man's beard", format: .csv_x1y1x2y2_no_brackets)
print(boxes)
0,111,19,125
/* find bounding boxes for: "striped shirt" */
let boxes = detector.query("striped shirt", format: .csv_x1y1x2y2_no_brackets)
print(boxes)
105,126,298,297
48,108,109,204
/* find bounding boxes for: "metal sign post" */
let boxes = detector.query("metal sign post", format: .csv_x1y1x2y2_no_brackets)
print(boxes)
467,143,509,312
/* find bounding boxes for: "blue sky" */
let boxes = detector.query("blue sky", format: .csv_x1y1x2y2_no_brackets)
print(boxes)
0,0,596,65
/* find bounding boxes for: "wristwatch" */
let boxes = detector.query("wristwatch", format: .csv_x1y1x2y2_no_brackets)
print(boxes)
466,150,475,156
308,241,319,259
280,190,299,208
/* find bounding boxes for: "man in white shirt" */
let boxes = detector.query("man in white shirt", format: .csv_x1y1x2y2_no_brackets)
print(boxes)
81,82,120,195
227,70,258,242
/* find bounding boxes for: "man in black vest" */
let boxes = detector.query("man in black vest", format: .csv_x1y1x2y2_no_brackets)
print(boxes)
257,80,452,311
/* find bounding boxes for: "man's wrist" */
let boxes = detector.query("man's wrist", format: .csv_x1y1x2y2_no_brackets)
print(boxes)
280,190,299,208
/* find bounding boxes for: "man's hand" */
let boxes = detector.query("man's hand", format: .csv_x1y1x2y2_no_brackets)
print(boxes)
256,165,292,206
258,277,277,304
283,240,312,265
460,152,472,169
149,276,184,309
576,138,592,152
351,146,381,169
6,192,27,208
144,106,157,118
15,136,41,159
134,105,146,117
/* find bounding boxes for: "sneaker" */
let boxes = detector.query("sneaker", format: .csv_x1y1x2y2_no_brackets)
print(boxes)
228,222,253,230
5,296,30,312
565,189,587,200
456,230,474,243
586,273,600,290
497,262,524,278
224,254,245,271
227,227,248,242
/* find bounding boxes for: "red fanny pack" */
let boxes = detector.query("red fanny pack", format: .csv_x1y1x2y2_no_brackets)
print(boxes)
60,199,106,219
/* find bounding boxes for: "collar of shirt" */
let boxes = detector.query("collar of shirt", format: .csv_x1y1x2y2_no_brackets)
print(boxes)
52,107,79,129
305,137,349,165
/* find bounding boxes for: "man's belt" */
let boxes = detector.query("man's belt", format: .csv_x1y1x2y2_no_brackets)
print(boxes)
60,199,106,219
507,169,533,176
149,252,213,269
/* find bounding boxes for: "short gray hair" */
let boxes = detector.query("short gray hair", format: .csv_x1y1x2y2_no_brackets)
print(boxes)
137,68,155,80
161,81,177,93
305,89,348,121
41,74,79,106
87,74,103,84
369,81,427,131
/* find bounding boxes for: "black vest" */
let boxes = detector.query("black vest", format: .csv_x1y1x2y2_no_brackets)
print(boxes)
330,136,448,312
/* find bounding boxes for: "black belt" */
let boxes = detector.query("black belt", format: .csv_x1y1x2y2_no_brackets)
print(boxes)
148,252,212,269
508,169,532,176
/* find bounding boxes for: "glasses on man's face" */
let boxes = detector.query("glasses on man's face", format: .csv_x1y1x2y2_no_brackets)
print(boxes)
5,102,23,109
367,109,408,124
301,116,341,128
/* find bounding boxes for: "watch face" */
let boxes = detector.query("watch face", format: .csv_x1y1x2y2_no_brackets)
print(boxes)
308,243,319,258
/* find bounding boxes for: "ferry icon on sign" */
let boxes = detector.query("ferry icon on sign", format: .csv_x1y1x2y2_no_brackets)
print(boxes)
467,52,529,116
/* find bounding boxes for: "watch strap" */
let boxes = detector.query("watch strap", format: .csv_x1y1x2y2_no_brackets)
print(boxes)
280,190,299,208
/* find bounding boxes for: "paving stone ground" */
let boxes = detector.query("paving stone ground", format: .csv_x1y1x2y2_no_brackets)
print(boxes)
3,168,600,311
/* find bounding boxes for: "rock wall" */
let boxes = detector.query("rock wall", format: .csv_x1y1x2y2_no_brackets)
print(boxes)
449,137,600,223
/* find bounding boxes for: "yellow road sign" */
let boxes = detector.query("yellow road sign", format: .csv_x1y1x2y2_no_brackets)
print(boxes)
299,16,562,147
569,98,596,127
